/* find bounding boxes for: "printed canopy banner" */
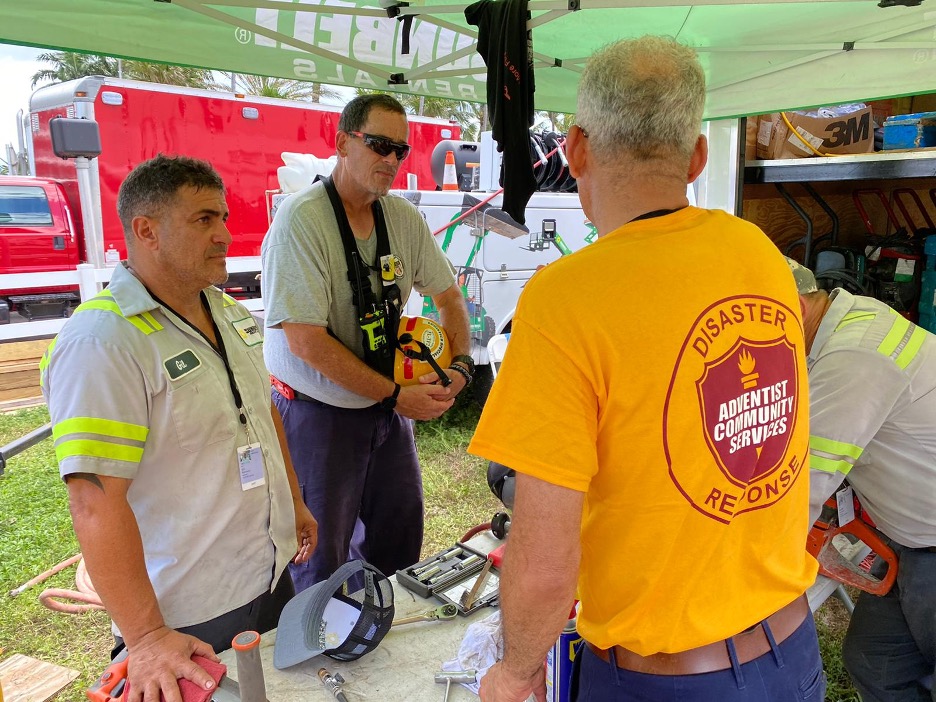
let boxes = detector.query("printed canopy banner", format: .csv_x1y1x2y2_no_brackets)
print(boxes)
3,0,936,118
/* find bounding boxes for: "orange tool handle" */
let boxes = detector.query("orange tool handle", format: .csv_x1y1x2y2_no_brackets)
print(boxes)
808,518,898,596
87,651,129,702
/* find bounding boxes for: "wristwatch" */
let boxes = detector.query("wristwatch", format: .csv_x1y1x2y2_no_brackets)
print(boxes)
379,383,401,410
451,354,476,376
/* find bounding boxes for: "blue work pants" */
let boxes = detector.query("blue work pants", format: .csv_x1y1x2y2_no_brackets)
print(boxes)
274,391,423,591
842,540,936,702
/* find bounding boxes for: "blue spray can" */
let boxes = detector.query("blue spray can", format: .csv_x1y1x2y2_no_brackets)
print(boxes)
545,607,582,702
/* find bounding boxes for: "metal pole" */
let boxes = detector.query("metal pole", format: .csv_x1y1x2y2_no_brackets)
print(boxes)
75,157,106,269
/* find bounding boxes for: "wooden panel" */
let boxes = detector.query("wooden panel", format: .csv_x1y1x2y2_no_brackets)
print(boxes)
0,654,79,702
0,340,51,405
0,341,51,364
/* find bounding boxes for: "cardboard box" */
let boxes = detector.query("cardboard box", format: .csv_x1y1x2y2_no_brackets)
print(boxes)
757,108,874,160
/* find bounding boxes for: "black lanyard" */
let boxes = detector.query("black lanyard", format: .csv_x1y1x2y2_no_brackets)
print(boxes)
629,206,687,223
149,289,249,436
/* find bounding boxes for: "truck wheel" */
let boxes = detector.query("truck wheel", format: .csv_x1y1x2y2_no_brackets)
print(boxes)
471,365,494,408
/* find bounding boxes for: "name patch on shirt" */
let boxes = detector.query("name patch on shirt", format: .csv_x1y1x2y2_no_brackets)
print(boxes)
232,317,263,346
164,349,201,381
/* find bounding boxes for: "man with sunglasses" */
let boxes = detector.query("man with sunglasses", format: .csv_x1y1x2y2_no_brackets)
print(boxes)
262,93,472,590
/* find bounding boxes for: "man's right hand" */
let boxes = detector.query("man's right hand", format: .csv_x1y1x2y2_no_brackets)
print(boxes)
395,383,454,420
126,627,220,702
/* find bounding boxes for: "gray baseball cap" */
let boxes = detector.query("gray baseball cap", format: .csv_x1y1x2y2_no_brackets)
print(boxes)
784,257,818,294
273,560,394,669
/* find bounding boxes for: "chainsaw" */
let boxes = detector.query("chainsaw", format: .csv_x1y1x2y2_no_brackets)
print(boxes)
88,631,266,702
807,491,898,596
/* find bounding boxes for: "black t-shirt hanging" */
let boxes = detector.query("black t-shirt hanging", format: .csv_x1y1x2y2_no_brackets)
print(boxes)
465,0,536,225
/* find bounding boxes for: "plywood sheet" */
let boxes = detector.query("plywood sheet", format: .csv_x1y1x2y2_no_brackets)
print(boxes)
0,654,80,702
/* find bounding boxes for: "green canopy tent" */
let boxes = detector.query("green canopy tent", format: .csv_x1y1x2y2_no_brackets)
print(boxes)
2,0,936,119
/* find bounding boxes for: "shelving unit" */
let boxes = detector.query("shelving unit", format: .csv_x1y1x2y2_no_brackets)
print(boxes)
745,150,936,184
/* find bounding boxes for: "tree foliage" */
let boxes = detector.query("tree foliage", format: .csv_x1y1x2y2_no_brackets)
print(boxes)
235,74,341,103
31,51,217,89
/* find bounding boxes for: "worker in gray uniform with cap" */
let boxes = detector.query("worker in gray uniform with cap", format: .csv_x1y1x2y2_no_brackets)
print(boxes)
789,257,936,702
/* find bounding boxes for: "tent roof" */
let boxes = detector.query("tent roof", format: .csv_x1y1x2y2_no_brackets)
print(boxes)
4,0,936,119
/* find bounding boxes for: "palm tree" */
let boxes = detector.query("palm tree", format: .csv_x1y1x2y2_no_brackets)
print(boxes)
121,61,217,90
355,89,485,141
235,74,341,103
31,51,217,90
31,51,117,87
536,111,576,134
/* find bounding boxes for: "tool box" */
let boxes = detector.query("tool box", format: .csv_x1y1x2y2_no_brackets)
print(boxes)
396,543,499,615
882,112,936,150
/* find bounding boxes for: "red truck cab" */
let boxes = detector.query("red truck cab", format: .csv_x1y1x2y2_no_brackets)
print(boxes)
0,176,81,322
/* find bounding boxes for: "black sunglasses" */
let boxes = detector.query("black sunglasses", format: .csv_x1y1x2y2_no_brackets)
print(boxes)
348,131,411,161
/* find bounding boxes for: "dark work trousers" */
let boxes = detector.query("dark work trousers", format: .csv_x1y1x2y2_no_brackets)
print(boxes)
111,572,293,658
273,390,424,591
842,538,936,702
570,615,825,702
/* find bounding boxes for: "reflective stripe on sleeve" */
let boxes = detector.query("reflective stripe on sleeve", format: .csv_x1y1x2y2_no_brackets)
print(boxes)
53,417,148,465
55,439,144,464
878,314,912,359
38,336,58,388
53,417,149,443
808,435,862,474
895,326,926,370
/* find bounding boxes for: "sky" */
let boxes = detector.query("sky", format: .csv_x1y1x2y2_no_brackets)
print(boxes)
0,44,44,167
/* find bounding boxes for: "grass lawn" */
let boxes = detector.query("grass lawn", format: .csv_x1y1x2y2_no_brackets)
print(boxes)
0,395,855,701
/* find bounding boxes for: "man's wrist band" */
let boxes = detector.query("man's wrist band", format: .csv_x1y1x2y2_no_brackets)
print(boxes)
447,364,473,386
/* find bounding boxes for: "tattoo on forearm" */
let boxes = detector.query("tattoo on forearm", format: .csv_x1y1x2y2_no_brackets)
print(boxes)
65,473,105,491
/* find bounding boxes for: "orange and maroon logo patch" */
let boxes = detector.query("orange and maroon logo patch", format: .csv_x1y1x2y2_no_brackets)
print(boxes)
664,296,806,524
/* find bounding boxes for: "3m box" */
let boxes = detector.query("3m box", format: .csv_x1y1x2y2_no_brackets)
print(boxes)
756,108,874,159
882,112,936,151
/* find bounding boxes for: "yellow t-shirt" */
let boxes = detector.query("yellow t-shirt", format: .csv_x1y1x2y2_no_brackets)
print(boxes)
469,207,818,656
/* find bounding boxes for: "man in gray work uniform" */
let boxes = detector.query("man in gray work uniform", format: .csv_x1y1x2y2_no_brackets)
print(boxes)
790,258,936,702
262,93,472,590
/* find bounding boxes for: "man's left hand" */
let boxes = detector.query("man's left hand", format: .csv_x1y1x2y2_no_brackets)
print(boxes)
293,503,318,564
479,662,546,702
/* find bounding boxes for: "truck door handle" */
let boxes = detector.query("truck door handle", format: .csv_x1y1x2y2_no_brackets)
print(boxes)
53,236,66,250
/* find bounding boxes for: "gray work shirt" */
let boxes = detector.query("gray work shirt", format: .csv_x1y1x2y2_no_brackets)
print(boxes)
807,289,936,548
262,182,455,408
41,264,297,631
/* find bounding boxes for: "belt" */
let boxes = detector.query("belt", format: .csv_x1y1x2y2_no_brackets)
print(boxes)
586,595,809,676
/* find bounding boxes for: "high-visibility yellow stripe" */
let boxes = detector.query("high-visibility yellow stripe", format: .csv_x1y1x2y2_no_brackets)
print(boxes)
222,294,237,307
895,326,926,370
141,311,163,331
75,299,123,315
55,439,144,464
38,336,58,383
809,453,854,475
835,312,877,331
73,298,158,335
809,435,863,460
878,315,912,359
53,417,148,443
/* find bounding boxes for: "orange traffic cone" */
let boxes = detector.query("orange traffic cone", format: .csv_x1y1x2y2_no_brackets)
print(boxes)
442,150,458,191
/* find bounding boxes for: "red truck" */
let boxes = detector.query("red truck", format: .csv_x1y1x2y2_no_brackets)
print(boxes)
1,76,458,322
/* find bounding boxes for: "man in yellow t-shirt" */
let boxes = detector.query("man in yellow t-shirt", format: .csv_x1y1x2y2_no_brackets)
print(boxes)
470,37,821,702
